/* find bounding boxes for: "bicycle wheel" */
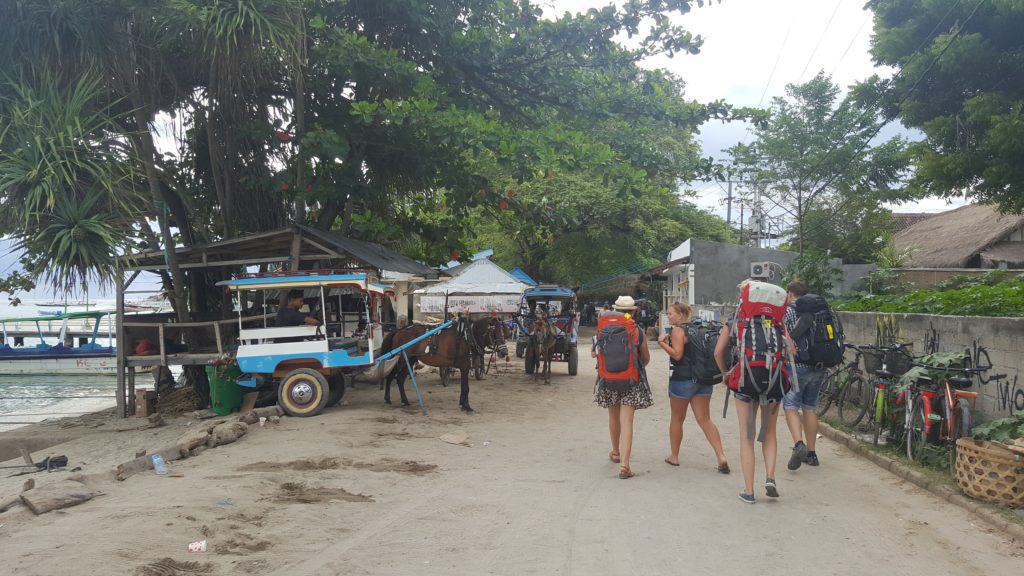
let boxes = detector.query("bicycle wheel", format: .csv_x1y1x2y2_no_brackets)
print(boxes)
816,370,840,417
949,399,972,475
906,396,929,462
837,373,870,428
871,386,884,446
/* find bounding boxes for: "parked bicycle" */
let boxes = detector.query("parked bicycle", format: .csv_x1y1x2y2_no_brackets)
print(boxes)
860,342,913,445
818,343,872,427
905,362,1004,472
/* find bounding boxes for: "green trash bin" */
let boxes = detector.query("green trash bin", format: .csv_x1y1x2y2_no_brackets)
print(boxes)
206,364,243,416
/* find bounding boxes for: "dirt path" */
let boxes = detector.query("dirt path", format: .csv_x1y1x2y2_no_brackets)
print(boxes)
0,330,1021,575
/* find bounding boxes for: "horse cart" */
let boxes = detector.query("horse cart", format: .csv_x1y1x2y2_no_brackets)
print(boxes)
219,271,449,417
513,285,579,376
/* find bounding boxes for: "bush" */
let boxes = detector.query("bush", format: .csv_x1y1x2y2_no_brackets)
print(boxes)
783,252,842,298
836,278,1024,317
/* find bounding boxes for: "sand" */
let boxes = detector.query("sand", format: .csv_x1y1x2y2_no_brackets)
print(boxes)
0,328,1021,575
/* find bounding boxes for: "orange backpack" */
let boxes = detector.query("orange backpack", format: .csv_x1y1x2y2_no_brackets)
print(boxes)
596,313,641,392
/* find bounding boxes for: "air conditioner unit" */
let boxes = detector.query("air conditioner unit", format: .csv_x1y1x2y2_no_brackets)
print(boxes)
750,261,772,279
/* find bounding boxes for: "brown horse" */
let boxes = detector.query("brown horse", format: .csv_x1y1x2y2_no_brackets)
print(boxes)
470,316,510,378
381,322,474,412
529,316,557,384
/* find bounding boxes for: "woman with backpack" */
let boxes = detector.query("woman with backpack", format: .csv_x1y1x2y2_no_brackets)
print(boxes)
715,281,792,504
656,303,730,473
592,295,652,479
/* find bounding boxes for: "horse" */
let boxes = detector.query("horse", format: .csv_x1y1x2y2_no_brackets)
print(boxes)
470,316,510,378
529,315,557,384
381,321,475,412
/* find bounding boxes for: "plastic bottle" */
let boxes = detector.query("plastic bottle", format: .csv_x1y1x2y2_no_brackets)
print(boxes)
151,453,169,475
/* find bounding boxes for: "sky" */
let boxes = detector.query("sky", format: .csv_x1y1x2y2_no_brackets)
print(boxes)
545,0,967,219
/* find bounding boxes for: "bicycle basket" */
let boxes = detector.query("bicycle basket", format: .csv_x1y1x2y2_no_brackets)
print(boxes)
861,349,884,374
883,347,914,376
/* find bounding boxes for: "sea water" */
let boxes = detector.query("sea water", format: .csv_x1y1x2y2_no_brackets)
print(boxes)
0,299,121,432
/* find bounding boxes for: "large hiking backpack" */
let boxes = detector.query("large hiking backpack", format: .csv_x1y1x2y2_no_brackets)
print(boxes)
677,321,727,385
727,281,790,401
791,294,844,368
596,313,642,393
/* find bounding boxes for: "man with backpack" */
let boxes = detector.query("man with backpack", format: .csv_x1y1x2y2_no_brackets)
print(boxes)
783,281,844,470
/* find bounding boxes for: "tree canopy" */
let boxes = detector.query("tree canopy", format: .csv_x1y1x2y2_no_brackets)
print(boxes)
728,72,910,261
0,0,739,296
865,0,1024,213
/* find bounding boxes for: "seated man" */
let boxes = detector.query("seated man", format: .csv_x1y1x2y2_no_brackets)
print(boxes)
276,289,320,327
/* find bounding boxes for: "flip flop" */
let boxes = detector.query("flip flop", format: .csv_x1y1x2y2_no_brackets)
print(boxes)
618,466,635,479
717,463,731,474
609,451,621,464
664,457,680,467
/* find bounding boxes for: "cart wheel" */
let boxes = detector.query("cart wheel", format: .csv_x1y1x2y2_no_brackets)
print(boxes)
567,345,578,376
525,345,535,374
326,374,346,408
515,342,525,358
278,368,330,417
440,367,452,387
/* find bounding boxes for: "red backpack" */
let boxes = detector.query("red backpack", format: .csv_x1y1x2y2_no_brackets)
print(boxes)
595,313,641,392
727,281,791,401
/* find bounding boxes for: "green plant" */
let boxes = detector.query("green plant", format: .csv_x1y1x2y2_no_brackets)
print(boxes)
897,351,966,392
972,415,1024,442
836,278,1024,317
875,231,914,268
783,251,842,298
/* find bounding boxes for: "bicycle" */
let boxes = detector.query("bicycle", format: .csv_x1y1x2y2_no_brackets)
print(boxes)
817,343,871,427
905,363,1005,472
861,342,913,445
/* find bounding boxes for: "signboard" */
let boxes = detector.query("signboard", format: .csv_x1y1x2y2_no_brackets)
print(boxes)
419,294,521,314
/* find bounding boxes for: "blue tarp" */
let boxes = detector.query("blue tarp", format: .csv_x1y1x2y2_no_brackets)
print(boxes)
509,267,538,286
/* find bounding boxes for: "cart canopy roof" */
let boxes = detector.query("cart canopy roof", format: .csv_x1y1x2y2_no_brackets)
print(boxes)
218,271,390,294
522,286,575,300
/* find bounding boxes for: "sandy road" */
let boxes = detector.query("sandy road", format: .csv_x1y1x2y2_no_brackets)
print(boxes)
0,328,1021,575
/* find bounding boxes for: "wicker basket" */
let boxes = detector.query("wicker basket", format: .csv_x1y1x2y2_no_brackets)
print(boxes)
954,438,1024,508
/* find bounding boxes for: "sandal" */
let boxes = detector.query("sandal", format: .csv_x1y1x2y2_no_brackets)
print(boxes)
609,451,621,464
664,457,680,467
717,462,731,475
618,466,635,479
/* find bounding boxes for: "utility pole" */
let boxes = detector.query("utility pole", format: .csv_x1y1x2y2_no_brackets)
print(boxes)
726,180,733,237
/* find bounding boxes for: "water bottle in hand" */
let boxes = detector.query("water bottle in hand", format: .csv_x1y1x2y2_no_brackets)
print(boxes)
151,453,168,475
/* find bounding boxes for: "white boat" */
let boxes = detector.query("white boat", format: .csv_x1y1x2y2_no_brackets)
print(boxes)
0,311,118,375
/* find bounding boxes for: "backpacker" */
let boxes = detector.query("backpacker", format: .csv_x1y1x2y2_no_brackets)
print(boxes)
790,294,844,368
673,320,727,385
727,281,791,403
596,313,642,393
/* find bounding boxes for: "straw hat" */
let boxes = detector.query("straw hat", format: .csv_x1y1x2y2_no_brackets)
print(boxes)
613,295,637,311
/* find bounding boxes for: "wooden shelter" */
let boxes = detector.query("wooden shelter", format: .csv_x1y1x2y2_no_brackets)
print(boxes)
115,224,439,417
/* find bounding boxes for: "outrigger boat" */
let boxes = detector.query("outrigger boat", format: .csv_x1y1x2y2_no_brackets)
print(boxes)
0,311,117,375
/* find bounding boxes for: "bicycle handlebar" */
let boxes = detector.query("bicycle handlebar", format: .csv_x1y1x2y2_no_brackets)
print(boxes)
911,362,992,375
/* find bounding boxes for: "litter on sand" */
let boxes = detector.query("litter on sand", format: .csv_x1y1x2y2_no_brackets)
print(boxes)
439,431,470,447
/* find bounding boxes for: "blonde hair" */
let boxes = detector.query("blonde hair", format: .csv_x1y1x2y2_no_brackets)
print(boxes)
668,302,692,322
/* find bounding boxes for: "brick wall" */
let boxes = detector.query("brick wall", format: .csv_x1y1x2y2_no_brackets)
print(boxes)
837,311,1024,420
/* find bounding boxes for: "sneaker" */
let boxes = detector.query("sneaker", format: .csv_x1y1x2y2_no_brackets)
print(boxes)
738,492,756,504
788,441,808,470
765,479,780,498
804,452,819,466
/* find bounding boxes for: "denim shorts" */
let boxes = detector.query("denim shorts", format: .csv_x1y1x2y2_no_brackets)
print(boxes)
669,378,713,400
783,365,826,410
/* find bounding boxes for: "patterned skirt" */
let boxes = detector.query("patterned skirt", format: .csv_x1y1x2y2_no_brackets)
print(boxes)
593,377,654,410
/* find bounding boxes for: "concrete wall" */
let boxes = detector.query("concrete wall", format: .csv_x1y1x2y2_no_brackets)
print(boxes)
837,311,1024,420
838,264,877,294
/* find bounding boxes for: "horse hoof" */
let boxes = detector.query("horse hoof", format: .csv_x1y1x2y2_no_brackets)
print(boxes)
402,401,411,407
384,399,391,405
461,404,474,413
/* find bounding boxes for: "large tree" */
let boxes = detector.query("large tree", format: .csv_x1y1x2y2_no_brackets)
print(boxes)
728,72,910,256
865,0,1024,213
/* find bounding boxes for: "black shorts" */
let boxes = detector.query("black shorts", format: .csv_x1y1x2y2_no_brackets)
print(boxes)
730,366,788,404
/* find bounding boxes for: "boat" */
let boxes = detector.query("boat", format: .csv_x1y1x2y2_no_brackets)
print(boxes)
0,311,118,375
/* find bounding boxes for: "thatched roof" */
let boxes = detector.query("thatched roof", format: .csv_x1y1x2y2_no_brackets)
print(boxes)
895,204,1024,268
980,242,1024,267
891,212,934,233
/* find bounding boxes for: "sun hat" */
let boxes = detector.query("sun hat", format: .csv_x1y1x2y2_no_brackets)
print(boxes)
612,295,637,311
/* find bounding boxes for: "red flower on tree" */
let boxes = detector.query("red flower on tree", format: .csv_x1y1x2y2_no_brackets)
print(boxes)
276,131,291,142
498,200,509,210
279,182,290,191
450,250,460,262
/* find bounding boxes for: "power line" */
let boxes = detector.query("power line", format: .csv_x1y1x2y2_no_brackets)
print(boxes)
829,12,870,78
798,0,844,83
756,9,798,108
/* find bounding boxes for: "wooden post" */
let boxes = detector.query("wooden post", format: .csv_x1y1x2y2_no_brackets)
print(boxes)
213,322,223,355
289,229,302,271
158,323,166,366
127,367,136,416
116,274,126,418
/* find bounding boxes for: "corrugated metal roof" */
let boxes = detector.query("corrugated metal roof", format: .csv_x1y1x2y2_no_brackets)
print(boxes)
298,226,438,278
509,267,538,286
